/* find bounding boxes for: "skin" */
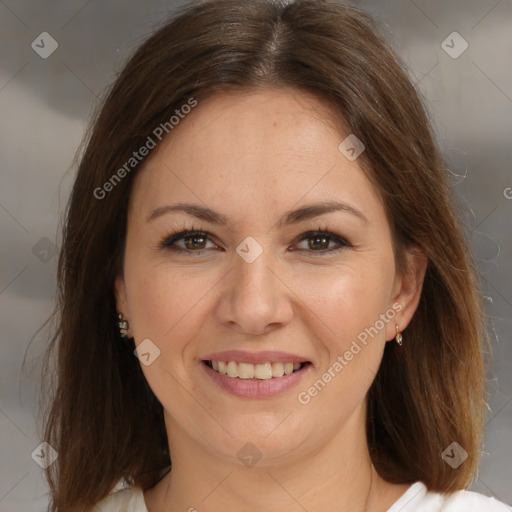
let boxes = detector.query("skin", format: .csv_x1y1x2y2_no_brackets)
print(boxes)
115,87,427,512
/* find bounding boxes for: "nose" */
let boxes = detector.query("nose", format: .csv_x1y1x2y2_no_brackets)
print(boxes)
215,246,294,336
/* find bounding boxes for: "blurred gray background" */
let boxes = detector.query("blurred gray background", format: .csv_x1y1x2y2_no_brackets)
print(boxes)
0,0,511,510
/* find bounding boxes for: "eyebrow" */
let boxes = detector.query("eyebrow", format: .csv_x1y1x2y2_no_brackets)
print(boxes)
146,200,368,226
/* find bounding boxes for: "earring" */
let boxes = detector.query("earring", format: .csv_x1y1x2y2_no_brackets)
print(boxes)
395,324,403,346
117,313,129,338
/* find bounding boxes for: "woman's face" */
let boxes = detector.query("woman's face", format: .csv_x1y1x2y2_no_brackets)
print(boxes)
115,87,423,466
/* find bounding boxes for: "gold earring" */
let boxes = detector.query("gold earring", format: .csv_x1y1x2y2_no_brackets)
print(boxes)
395,324,403,346
118,313,129,339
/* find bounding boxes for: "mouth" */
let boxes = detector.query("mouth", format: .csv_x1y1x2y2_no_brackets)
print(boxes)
202,360,311,379
201,359,312,398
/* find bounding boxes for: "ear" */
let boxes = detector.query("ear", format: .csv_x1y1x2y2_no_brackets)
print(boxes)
386,246,427,341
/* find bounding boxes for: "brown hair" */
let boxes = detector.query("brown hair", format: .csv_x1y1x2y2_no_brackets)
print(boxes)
41,0,487,510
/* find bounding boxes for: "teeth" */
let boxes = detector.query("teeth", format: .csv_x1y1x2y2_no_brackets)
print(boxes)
254,363,272,379
209,360,305,379
271,362,284,377
238,362,254,379
227,361,238,377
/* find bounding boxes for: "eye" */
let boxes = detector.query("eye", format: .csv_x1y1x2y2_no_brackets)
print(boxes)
159,230,217,253
158,228,352,255
293,230,352,254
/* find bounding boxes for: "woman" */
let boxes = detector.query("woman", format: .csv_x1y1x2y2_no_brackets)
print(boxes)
41,0,511,511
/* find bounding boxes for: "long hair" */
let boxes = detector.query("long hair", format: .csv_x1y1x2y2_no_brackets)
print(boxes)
41,0,487,510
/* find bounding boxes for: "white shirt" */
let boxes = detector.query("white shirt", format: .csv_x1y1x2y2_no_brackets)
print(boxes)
95,480,512,511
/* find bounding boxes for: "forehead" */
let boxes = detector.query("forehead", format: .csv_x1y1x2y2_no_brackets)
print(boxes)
159,87,345,161
129,87,382,223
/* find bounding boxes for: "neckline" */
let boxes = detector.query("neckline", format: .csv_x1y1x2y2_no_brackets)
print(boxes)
386,481,428,511
136,481,427,512
138,487,150,511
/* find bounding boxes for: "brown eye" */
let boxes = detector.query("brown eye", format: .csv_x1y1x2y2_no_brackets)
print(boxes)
307,234,330,251
294,230,351,254
183,234,208,250
159,230,216,253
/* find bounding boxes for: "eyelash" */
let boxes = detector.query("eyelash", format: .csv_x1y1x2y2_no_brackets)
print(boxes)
158,225,352,256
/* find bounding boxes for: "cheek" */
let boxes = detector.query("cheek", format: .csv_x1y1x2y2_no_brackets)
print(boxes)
297,260,394,346
125,261,218,347
295,267,392,418
125,263,220,399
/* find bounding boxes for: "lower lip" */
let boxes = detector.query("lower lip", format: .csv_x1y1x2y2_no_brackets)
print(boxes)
200,361,312,398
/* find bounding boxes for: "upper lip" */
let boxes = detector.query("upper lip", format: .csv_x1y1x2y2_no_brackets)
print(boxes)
201,350,310,365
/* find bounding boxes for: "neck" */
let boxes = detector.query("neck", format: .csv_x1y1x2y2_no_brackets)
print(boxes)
144,405,405,512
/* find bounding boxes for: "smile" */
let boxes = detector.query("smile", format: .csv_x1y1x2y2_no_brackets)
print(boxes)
201,359,312,398
204,360,308,379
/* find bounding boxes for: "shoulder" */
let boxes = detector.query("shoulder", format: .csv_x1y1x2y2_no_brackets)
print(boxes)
94,481,148,512
441,488,511,511
388,481,511,512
